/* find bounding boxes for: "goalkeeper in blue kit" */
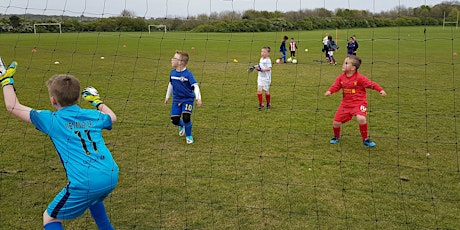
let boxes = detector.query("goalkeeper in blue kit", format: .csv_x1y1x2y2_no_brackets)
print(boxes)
164,50,202,144
1,58,118,230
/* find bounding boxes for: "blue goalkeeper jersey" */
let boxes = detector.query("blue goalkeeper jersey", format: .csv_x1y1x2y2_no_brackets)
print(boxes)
170,68,198,103
30,104,118,191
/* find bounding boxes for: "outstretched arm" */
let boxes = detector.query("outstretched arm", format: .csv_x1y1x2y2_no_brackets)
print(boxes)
1,61,32,123
3,84,32,123
325,76,342,96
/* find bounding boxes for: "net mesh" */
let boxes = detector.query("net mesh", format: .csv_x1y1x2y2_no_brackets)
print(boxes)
0,0,459,229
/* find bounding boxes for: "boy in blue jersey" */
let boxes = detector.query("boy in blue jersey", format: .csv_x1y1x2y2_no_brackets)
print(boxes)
0,59,118,230
279,35,288,63
352,35,359,55
347,36,356,56
164,50,202,144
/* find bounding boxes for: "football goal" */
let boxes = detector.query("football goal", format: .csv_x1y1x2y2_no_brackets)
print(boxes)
148,24,167,33
33,22,62,34
443,11,459,29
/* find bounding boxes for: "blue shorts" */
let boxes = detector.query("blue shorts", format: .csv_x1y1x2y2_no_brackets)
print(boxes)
47,184,116,220
170,101,194,116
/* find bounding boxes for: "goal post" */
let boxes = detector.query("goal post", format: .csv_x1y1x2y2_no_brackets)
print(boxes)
443,11,459,29
148,24,167,33
33,23,62,34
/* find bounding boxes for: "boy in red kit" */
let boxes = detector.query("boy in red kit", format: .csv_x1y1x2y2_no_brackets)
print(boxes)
324,55,387,147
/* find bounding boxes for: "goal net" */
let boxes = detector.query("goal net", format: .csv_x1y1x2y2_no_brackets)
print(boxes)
0,0,458,229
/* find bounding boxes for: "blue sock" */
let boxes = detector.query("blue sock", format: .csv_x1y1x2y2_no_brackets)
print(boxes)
44,222,63,230
90,203,114,230
184,121,192,136
179,119,185,127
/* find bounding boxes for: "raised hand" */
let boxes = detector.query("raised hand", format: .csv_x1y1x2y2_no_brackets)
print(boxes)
82,86,103,108
0,59,18,87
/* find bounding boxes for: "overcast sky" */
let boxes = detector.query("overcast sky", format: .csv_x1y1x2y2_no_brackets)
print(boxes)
0,0,450,18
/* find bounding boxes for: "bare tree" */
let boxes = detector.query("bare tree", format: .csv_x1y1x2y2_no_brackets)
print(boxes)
120,9,136,18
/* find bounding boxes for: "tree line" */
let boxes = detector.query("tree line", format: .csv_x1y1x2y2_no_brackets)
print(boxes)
0,1,459,33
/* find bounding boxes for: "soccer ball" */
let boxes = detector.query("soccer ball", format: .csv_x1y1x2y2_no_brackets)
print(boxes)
292,59,298,64
276,59,281,64
287,57,292,63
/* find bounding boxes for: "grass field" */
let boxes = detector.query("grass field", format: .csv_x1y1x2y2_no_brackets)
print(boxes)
1,26,460,229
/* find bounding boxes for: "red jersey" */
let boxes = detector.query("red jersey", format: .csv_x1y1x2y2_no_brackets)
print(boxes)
328,72,383,107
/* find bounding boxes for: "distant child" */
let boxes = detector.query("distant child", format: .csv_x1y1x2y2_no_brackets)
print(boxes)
327,35,338,65
279,35,288,63
322,33,330,61
164,50,202,144
347,36,358,56
0,59,118,230
324,55,387,147
352,35,359,55
254,46,272,110
347,36,358,55
289,37,298,57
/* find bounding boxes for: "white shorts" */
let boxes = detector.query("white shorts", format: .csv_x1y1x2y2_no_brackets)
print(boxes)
258,77,271,91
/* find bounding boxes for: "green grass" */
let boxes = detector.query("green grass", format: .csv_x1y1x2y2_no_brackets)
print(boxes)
1,26,460,229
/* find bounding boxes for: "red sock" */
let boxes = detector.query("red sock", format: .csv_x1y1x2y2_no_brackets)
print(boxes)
333,126,340,139
266,94,271,105
257,94,263,105
359,123,368,141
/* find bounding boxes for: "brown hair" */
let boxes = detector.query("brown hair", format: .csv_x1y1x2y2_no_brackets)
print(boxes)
175,50,189,64
46,74,80,107
262,46,271,53
347,55,362,70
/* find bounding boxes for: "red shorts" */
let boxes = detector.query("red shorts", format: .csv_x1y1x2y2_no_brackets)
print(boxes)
333,103,367,123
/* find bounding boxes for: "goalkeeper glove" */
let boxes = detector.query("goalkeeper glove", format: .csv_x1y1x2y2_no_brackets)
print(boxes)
82,86,103,108
0,58,18,87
